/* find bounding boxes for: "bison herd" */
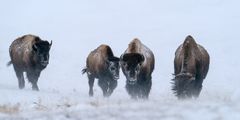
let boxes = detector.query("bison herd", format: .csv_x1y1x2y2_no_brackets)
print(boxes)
6,34,210,100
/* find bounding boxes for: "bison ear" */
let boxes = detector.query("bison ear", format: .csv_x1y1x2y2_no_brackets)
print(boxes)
32,44,38,51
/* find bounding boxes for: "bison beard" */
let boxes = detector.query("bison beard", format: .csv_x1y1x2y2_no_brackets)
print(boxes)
8,34,52,91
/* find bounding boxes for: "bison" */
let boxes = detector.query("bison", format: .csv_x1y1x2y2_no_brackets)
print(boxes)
172,35,210,99
7,34,52,91
120,38,155,99
82,44,120,97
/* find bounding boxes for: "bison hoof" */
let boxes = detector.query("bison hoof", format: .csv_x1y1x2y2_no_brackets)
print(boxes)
103,94,110,97
103,92,112,97
32,85,39,91
89,90,93,97
19,85,25,89
89,93,93,97
32,87,39,91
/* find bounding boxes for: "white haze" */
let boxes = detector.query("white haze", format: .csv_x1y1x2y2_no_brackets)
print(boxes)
0,0,240,119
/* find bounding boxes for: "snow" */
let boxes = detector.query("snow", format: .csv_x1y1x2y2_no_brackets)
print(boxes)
1,0,240,119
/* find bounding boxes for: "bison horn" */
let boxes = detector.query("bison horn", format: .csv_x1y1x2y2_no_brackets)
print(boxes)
49,40,52,46
120,54,123,59
33,44,38,51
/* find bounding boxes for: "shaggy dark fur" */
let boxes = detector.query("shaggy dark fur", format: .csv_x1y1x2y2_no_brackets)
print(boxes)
172,35,210,99
7,34,52,91
121,38,155,99
82,44,120,97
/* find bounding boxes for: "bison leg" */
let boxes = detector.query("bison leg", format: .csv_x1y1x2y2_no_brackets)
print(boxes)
136,75,152,99
126,84,138,99
14,67,25,89
194,85,202,98
88,75,95,97
192,79,203,98
98,79,108,97
27,71,40,91
107,80,117,96
141,79,152,99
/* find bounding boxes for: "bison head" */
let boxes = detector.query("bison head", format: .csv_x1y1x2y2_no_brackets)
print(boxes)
107,57,120,80
32,40,52,67
173,72,195,99
120,53,144,85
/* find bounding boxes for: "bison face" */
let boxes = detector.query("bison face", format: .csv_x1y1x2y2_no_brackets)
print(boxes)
107,57,120,80
33,40,52,67
121,53,144,85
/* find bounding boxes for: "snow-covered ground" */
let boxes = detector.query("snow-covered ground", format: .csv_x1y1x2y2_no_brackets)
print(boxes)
1,0,240,119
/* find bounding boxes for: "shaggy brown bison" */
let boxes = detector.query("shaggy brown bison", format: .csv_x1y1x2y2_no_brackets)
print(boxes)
120,38,155,99
172,35,210,99
82,44,120,97
7,34,52,91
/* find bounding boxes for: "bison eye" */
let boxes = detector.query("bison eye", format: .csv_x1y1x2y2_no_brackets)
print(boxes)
122,62,127,67
110,67,115,71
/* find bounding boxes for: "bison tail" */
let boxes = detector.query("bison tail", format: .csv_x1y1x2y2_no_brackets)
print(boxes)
82,67,87,74
7,61,12,67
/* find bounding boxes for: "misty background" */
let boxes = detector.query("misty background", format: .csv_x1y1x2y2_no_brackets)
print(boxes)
0,0,240,119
